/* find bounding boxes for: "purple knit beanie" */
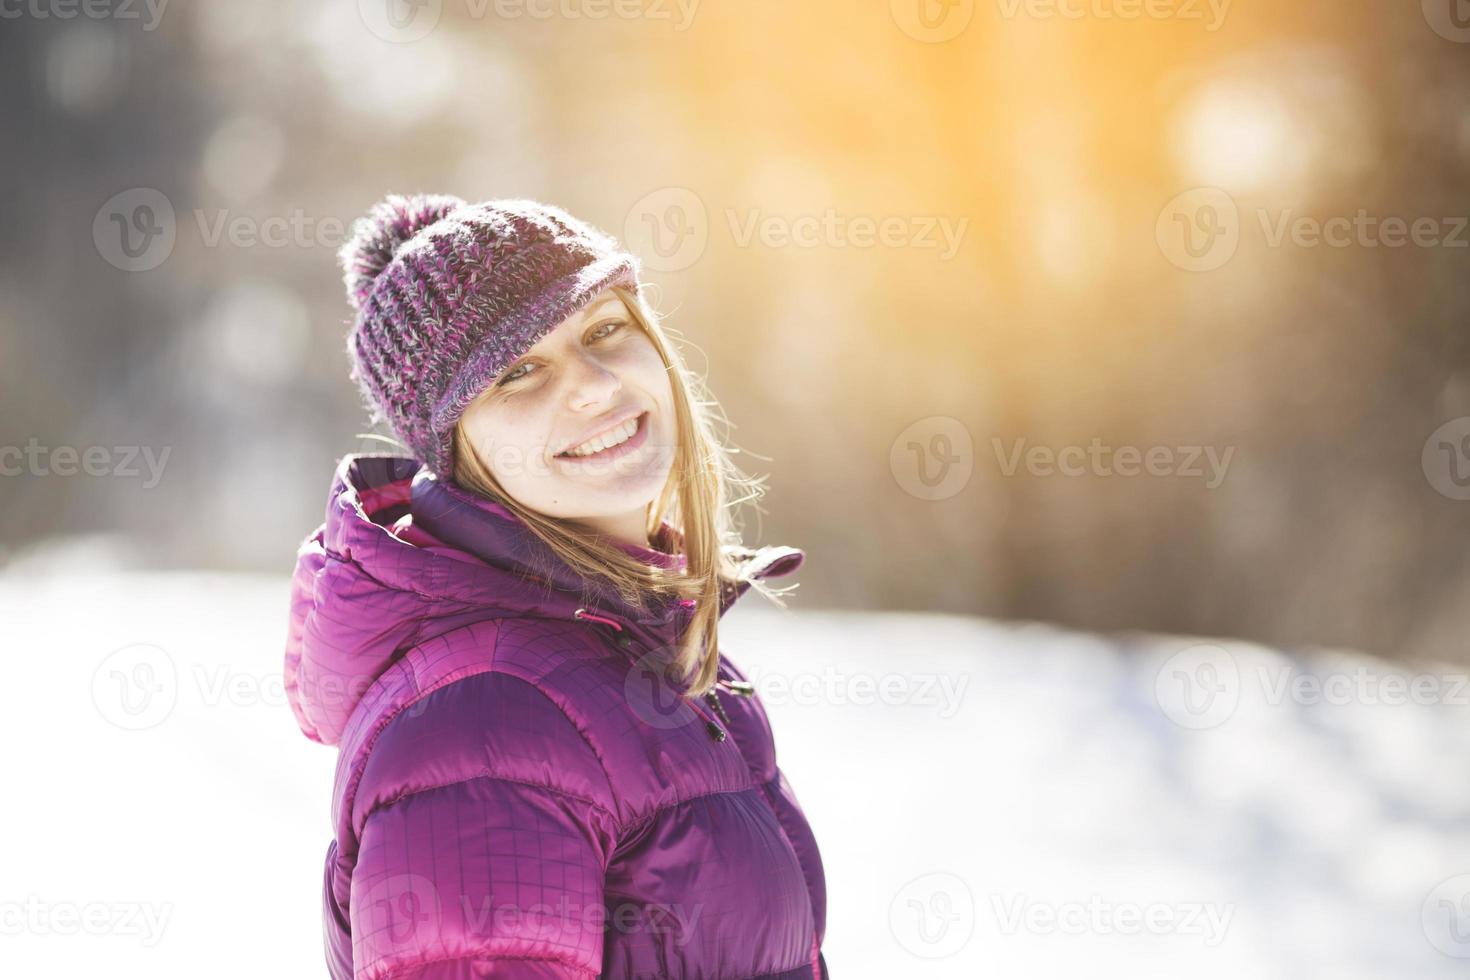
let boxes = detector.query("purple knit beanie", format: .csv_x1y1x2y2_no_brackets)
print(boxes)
337,194,643,478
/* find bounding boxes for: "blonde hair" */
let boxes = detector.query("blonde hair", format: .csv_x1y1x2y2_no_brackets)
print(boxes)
448,283,790,697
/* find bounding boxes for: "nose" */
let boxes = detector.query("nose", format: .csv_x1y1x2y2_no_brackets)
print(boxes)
563,348,621,412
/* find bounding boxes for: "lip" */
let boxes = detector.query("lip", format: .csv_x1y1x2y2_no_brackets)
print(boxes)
555,411,650,463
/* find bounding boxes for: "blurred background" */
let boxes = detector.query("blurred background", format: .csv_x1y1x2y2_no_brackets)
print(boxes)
4,1,1470,977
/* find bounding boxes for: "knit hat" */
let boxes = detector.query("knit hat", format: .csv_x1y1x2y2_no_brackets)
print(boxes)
338,194,643,478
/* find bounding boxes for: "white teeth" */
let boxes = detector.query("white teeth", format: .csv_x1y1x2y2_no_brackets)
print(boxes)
565,416,639,457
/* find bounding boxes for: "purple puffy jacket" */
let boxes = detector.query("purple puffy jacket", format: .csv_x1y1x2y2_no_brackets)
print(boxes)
284,455,829,979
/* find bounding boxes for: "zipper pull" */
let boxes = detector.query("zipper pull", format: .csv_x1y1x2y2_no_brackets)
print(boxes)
722,680,756,697
705,720,727,741
703,689,733,727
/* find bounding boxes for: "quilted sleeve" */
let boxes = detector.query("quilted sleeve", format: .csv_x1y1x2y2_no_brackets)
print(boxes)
345,671,622,980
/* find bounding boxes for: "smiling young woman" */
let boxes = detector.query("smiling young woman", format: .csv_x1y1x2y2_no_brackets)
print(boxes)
284,194,830,980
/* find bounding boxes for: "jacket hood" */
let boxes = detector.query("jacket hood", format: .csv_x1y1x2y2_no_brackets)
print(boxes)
284,453,805,746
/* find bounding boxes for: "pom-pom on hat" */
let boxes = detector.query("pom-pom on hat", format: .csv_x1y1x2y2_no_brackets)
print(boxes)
337,194,643,478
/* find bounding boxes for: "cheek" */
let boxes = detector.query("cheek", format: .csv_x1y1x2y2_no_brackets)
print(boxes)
619,336,670,394
461,403,529,466
470,399,573,480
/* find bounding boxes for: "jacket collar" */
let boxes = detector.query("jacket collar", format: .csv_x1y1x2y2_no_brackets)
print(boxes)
405,457,805,651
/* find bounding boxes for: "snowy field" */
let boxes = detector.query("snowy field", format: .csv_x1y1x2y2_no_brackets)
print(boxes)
3,568,1468,978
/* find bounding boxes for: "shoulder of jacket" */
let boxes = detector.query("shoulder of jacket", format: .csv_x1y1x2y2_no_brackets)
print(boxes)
344,617,626,835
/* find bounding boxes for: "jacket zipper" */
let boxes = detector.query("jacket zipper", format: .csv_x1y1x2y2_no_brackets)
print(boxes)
575,607,823,978
573,607,728,741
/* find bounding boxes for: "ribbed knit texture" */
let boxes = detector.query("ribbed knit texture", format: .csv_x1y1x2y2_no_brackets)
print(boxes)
338,194,642,477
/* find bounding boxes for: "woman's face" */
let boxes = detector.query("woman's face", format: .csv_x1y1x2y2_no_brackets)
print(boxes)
456,288,676,545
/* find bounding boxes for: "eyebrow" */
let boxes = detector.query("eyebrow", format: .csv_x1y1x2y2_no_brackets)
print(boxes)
581,298,624,321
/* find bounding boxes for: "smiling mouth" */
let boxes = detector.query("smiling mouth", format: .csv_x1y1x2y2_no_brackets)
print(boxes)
556,411,650,462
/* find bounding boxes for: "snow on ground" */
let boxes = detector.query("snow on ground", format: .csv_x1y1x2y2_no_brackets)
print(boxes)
2,569,1467,978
